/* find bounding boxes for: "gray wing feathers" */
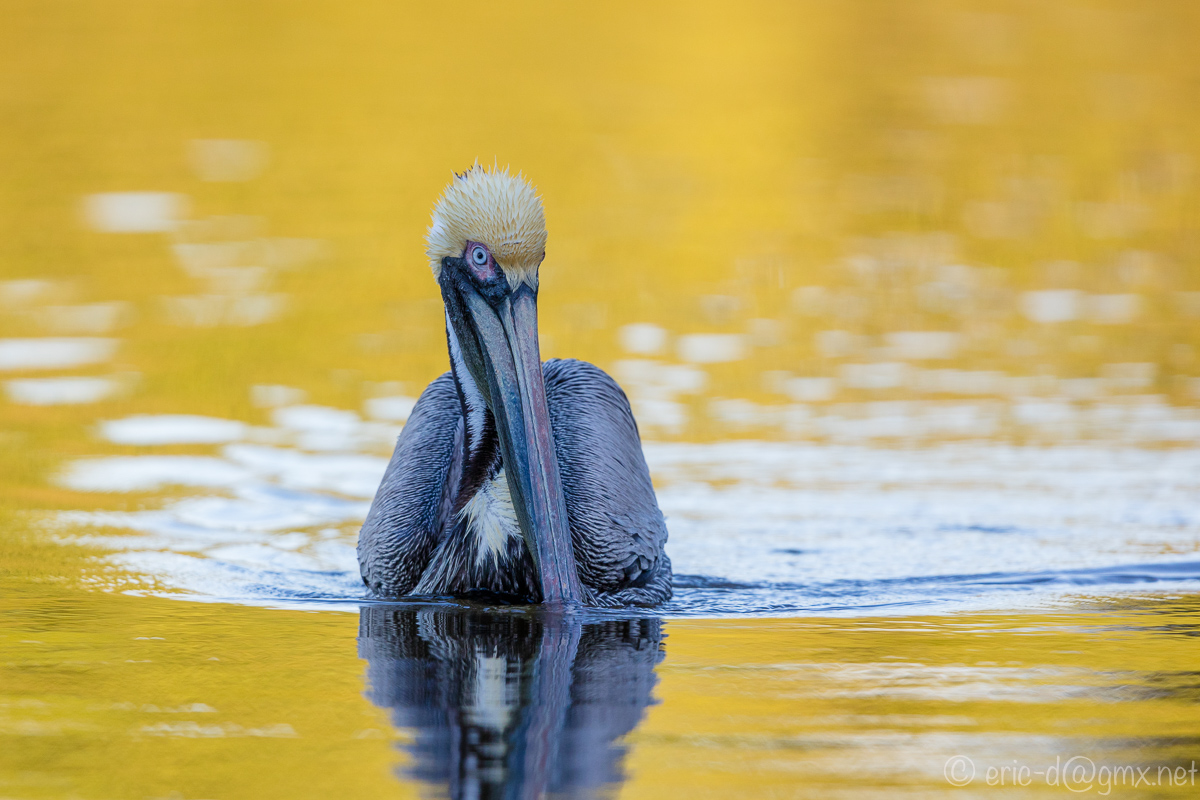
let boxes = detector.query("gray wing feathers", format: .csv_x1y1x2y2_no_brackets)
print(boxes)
544,359,671,603
358,373,460,596
359,361,671,606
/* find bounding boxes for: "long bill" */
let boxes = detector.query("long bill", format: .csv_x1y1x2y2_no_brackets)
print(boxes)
459,283,584,606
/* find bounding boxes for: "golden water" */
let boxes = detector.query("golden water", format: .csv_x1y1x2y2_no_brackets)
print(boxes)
3,1,1200,797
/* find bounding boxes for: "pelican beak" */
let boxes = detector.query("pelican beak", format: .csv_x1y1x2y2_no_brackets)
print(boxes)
447,272,584,606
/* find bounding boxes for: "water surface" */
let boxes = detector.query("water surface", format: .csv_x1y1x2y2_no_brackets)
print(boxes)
3,0,1200,797
50,426,1200,616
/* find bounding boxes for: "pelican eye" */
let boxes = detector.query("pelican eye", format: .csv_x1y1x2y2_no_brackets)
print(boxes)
470,245,489,266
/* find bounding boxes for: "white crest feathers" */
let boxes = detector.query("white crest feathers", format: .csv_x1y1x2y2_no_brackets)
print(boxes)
426,163,547,289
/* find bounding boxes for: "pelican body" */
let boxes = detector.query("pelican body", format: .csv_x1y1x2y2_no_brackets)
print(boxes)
358,167,671,607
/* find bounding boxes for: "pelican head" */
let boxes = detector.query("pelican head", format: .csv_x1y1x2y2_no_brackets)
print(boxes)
426,165,583,606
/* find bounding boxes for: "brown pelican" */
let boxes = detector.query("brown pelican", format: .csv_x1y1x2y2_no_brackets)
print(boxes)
358,166,671,607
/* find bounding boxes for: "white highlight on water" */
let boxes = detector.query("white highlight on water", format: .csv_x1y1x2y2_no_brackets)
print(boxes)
101,415,248,445
47,413,1200,615
0,338,118,371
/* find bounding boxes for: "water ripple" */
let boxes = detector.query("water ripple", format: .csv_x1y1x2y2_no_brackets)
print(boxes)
52,415,1200,616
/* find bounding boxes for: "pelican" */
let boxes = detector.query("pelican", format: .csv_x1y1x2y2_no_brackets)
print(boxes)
358,165,671,607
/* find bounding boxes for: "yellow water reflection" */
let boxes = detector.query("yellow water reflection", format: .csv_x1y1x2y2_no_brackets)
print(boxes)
629,606,1200,798
3,0,1200,796
3,1,1199,448
3,528,1198,798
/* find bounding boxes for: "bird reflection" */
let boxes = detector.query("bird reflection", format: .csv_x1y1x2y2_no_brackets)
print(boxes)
358,605,665,799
